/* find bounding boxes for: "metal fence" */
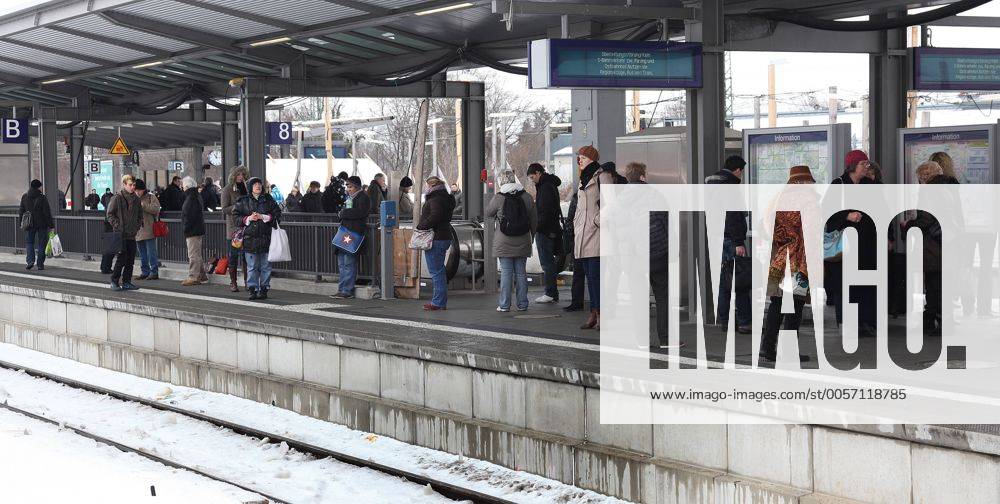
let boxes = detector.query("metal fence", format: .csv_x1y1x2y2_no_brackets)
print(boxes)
0,209,379,281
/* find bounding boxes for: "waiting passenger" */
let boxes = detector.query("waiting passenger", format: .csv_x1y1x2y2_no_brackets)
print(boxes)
487,170,537,312
416,176,456,311
574,148,613,330
84,189,100,210
705,155,751,334
202,177,221,210
398,176,414,219
222,166,250,292
331,176,370,299
100,188,113,210
526,162,562,304
284,186,303,212
300,181,324,213
134,179,161,281
181,177,208,287
235,177,281,300
323,172,348,214
930,151,959,182
161,175,184,212
18,179,54,271
367,173,387,214
106,174,142,292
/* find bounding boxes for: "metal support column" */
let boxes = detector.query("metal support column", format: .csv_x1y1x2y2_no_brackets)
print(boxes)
38,119,61,212
240,81,266,180
70,124,85,211
461,85,485,220
222,109,239,180
869,13,907,184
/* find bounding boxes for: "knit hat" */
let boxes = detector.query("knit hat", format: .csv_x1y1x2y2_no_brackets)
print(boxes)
577,145,600,163
29,179,42,189
347,175,363,188
134,179,147,191
399,176,413,188
787,165,815,184
845,150,869,171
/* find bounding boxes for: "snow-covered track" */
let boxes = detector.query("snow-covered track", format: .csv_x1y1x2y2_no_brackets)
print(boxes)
0,358,513,504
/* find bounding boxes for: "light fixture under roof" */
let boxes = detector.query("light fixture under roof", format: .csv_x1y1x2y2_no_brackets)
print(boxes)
307,37,329,45
381,32,396,39
415,2,474,16
132,60,164,69
41,78,66,84
250,36,291,47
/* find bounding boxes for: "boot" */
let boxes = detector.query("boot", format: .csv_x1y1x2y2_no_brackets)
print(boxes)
248,287,258,301
581,309,598,330
228,265,239,292
257,288,268,301
594,309,600,330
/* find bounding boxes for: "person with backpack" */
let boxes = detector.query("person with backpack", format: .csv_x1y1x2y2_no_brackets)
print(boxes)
18,179,54,271
415,176,456,311
487,170,537,312
575,147,615,330
526,163,563,304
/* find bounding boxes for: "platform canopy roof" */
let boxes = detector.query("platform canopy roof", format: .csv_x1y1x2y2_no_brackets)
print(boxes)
0,0,959,107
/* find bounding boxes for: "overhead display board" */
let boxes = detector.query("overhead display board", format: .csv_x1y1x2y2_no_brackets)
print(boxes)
898,125,995,184
743,124,852,184
911,47,1000,91
529,39,702,89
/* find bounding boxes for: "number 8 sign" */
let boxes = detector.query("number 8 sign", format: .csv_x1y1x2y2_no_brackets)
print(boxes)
266,121,293,145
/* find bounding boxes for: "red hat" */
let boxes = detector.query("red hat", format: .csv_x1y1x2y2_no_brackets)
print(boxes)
577,145,600,163
845,150,869,170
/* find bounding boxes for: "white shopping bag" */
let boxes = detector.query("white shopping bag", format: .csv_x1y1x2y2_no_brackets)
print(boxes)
268,225,292,262
49,232,64,257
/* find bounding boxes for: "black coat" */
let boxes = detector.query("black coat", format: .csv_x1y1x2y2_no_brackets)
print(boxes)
101,191,113,209
202,186,220,210
533,172,562,235
704,168,748,247
338,190,370,236
367,184,387,214
284,193,303,213
301,191,324,213
181,188,205,237
18,188,54,230
416,188,456,241
322,179,346,213
84,193,100,210
161,184,184,212
826,172,878,270
234,193,281,254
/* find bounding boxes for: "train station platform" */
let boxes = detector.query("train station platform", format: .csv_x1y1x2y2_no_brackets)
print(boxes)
1,261,1000,503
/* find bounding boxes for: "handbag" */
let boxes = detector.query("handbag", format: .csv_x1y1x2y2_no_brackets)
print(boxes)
268,225,292,262
333,226,364,254
102,231,123,255
408,229,434,250
823,230,843,262
152,220,168,238
46,231,63,257
231,227,244,249
792,271,810,298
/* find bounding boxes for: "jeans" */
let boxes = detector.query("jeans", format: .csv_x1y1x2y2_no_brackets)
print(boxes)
111,239,137,284
136,239,159,276
337,249,358,295
499,257,528,310
580,257,600,310
425,239,450,308
25,229,48,267
535,233,560,299
717,239,751,327
246,252,272,289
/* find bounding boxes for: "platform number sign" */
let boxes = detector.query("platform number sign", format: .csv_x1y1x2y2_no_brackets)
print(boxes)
1,118,27,144
169,160,184,172
88,161,101,174
267,121,293,145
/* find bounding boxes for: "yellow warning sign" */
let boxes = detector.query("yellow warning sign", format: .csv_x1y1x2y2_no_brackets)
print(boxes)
110,137,130,155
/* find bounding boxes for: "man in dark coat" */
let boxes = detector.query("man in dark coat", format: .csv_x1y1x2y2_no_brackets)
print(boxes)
367,173,387,214
705,155,751,334
331,175,370,299
301,181,324,213
106,175,143,291
100,188,114,210
527,163,563,303
161,176,185,211
180,177,207,286
19,179,54,271
322,172,348,214
202,177,220,210
84,189,100,210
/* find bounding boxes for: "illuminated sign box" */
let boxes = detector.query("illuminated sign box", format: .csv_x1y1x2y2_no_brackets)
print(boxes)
529,39,702,89
911,47,1000,91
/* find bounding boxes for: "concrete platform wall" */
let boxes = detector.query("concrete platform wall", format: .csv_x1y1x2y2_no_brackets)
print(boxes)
1,287,998,503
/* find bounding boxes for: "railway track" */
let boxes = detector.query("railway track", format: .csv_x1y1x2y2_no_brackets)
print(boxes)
0,358,514,504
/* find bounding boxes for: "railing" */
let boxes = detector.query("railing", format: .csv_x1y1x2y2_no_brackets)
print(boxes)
0,209,380,281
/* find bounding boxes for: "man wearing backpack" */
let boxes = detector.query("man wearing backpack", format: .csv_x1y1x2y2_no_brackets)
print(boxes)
18,179,54,271
487,170,537,312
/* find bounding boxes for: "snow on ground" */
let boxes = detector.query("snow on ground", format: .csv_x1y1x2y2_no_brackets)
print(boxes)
0,343,630,504
0,363,457,504
0,408,261,503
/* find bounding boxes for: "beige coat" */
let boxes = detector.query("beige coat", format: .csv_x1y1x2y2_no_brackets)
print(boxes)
135,192,161,242
573,169,613,259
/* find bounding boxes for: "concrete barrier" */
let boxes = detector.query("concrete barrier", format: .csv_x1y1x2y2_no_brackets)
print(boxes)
3,286,1000,503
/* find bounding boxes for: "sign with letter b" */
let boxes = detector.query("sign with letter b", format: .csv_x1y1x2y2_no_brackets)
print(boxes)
1,118,27,144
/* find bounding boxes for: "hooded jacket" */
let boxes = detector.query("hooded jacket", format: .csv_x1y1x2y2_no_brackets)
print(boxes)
221,166,250,240
181,187,205,237
19,187,54,231
486,181,537,258
533,172,563,235
416,185,456,241
106,189,143,240
234,181,281,254
704,168,748,247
